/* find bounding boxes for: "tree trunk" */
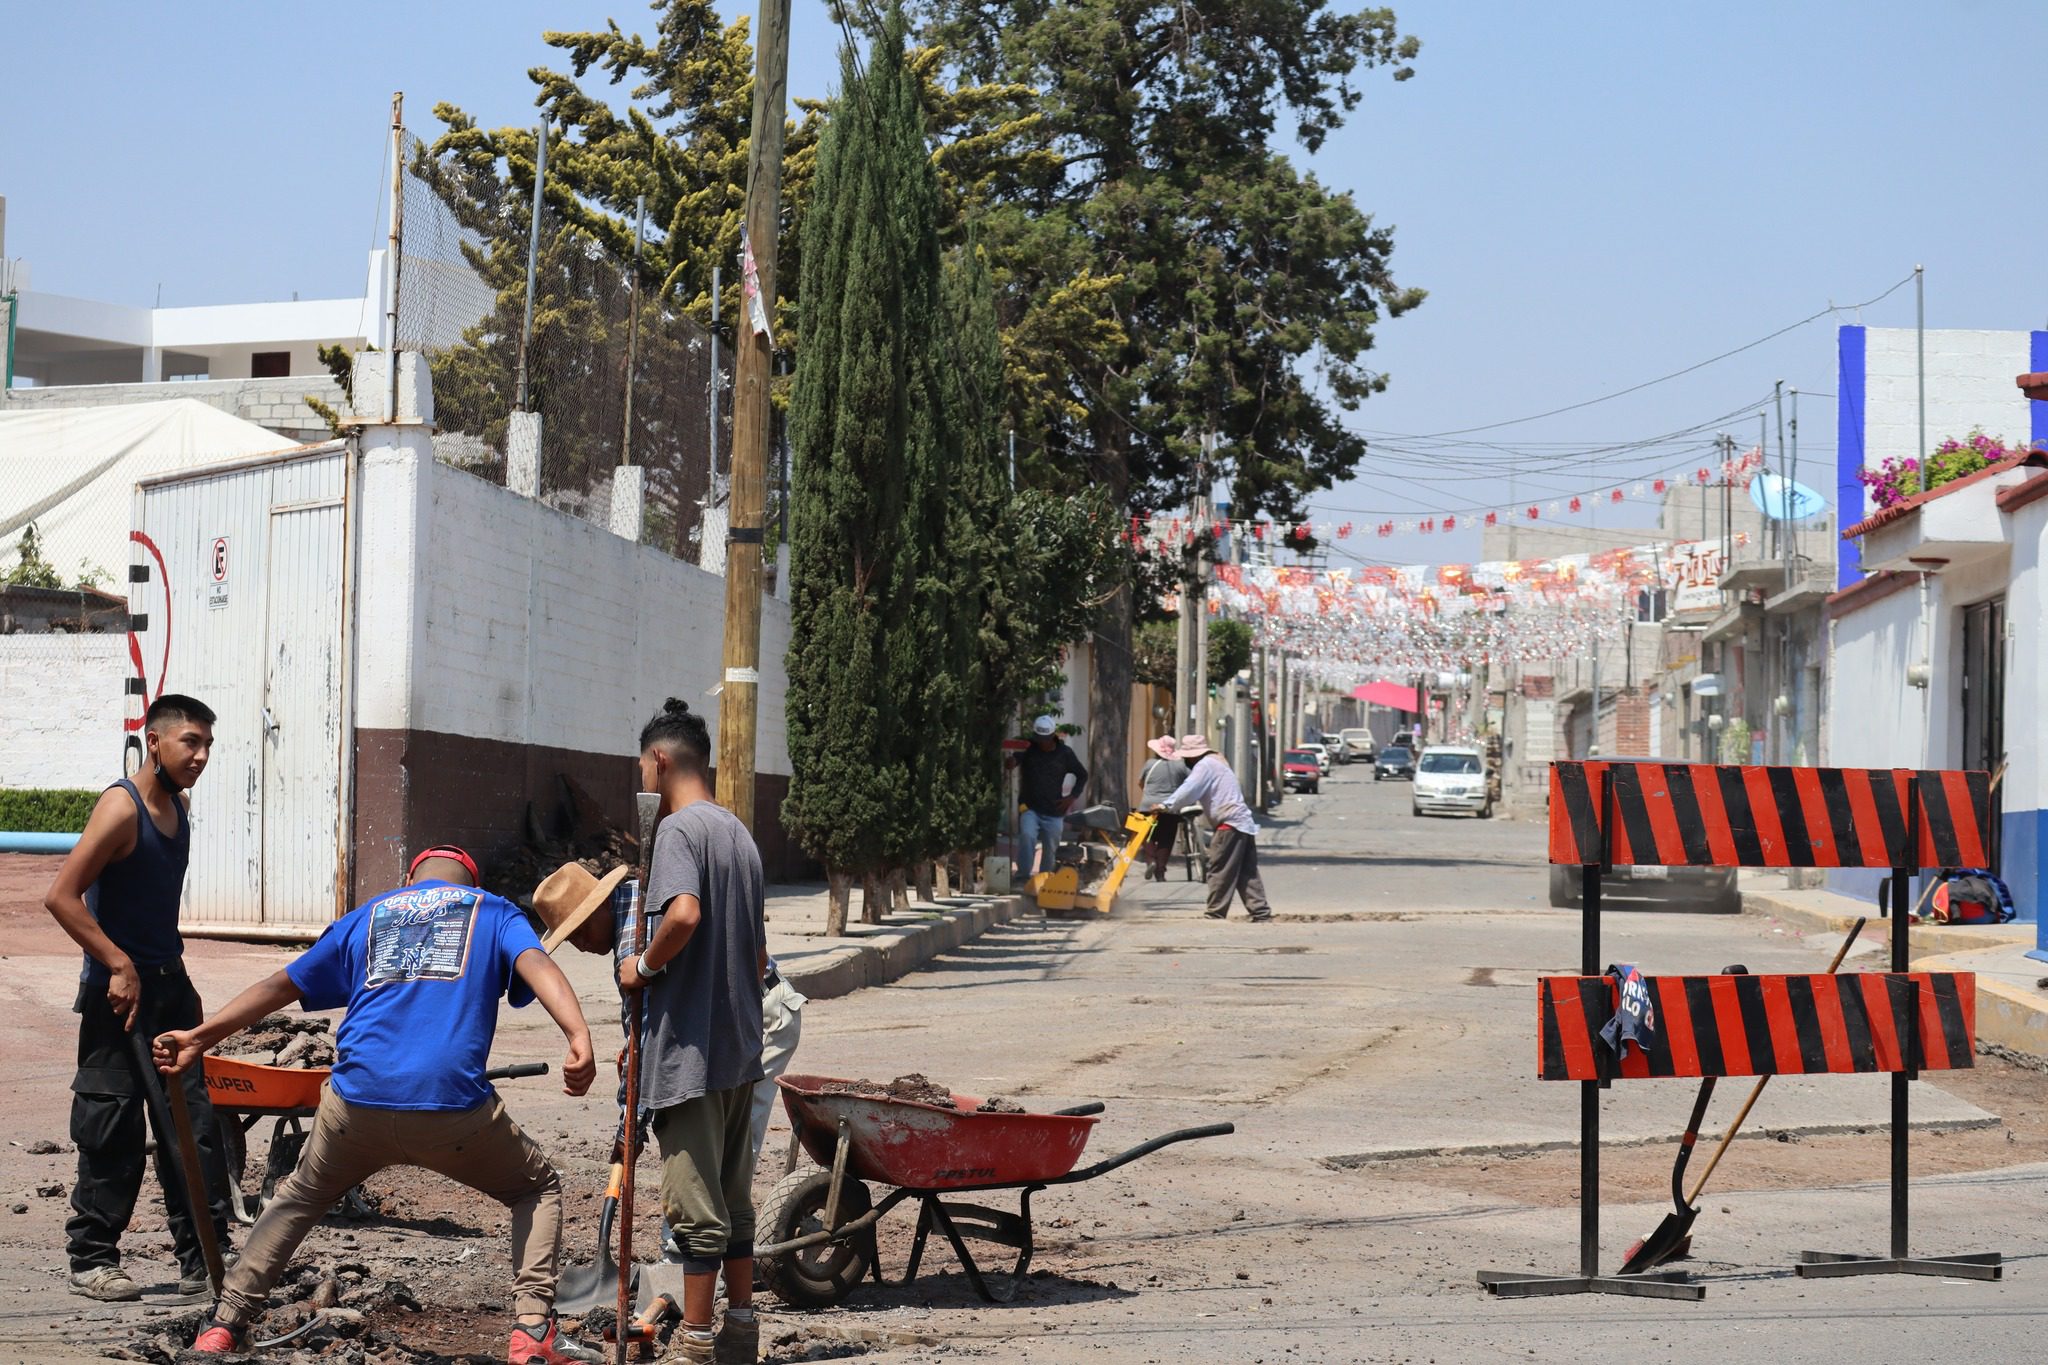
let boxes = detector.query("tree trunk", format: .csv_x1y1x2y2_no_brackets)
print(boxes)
890,867,911,911
1089,580,1134,813
914,860,937,903
933,859,952,899
957,850,979,894
825,869,853,937
861,874,885,925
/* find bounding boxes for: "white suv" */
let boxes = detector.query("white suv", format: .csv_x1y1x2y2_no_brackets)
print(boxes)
1411,744,1492,819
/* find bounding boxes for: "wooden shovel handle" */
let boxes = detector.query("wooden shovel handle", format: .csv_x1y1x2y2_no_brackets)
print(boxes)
1684,917,1867,1204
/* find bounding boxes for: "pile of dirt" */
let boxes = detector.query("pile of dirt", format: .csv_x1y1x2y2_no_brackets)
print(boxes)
821,1074,957,1108
974,1096,1026,1114
212,1013,335,1069
110,1263,468,1364
481,774,639,910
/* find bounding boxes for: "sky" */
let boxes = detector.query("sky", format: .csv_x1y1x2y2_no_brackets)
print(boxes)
7,1,2046,567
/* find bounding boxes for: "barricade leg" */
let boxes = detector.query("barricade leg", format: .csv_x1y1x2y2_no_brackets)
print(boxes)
1478,856,1705,1301
1796,857,2002,1282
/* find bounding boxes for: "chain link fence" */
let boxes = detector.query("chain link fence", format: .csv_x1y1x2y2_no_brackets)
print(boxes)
394,130,778,568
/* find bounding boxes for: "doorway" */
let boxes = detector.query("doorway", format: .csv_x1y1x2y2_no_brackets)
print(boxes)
1960,596,2005,869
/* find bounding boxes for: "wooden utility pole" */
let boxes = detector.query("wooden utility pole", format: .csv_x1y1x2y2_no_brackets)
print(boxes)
715,0,792,830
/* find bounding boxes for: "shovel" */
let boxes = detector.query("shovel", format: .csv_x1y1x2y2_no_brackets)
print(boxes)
131,1032,226,1298
556,1157,634,1313
1618,918,1866,1274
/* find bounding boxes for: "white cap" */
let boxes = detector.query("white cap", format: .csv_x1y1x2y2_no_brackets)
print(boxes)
1032,715,1056,736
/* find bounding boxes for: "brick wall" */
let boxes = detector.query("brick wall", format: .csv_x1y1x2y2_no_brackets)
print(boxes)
1,377,343,444
0,634,126,789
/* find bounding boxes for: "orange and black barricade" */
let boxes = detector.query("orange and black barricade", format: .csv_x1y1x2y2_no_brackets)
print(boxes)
1478,763,1999,1301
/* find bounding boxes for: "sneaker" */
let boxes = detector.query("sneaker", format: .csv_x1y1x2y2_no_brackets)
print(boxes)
190,1321,246,1354
68,1265,142,1302
714,1309,760,1364
507,1315,604,1365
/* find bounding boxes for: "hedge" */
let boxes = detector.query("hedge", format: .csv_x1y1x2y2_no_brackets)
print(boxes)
0,788,100,833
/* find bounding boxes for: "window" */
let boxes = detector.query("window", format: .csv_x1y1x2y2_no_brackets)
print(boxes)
251,351,291,378
1418,752,1481,774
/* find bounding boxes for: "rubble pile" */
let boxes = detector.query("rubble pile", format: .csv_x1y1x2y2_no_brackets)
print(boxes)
482,774,637,910
212,1013,336,1069
111,1263,444,1364
820,1074,1032,1115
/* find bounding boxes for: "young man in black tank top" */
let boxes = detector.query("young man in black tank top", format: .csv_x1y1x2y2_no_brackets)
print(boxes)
43,694,233,1302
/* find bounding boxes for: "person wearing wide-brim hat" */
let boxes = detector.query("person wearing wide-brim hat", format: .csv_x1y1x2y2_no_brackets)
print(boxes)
1148,734,1273,921
1138,736,1185,881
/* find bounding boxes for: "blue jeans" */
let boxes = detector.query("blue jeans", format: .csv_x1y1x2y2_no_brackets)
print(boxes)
1018,808,1064,877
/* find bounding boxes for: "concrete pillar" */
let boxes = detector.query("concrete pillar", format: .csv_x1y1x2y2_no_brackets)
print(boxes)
609,465,645,541
507,411,542,498
142,347,161,383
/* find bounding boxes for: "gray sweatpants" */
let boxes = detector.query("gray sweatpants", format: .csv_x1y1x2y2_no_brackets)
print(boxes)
1204,826,1272,920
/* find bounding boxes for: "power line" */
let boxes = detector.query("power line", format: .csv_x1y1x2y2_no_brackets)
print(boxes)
1350,274,1914,440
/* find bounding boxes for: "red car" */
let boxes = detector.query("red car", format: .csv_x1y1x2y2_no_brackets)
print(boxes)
1283,749,1322,794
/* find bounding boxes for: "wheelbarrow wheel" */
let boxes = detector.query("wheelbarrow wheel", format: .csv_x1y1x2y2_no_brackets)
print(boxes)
758,1168,874,1310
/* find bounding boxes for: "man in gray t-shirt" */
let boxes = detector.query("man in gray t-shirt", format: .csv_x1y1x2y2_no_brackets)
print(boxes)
616,700,767,1364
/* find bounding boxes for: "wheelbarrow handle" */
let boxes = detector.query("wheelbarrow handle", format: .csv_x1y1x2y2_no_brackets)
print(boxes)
1050,1121,1235,1185
485,1063,550,1080
1053,1102,1106,1117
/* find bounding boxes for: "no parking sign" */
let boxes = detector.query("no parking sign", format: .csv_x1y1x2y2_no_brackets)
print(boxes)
208,536,229,609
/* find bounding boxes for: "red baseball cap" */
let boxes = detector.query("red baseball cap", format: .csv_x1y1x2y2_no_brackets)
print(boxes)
408,844,480,885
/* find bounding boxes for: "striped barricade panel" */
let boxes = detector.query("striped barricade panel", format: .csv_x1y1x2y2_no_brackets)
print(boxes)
1536,973,1976,1081
1546,763,1991,869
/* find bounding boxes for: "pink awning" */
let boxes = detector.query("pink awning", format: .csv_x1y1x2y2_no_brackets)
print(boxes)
1352,681,1421,712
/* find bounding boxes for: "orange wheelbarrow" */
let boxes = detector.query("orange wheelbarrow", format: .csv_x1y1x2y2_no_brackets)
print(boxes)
204,1056,548,1224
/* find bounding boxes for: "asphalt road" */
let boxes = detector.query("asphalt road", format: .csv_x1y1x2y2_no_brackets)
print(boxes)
753,762,2048,1363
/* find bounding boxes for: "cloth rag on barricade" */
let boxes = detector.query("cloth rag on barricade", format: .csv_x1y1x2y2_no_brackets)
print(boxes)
1598,962,1657,1063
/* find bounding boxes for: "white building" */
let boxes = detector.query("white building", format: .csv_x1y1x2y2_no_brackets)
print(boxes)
1830,332,2048,949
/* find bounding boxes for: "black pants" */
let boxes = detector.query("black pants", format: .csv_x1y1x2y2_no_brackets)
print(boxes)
66,965,233,1277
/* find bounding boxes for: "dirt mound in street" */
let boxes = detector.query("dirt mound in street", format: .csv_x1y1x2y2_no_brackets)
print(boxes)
820,1073,957,1107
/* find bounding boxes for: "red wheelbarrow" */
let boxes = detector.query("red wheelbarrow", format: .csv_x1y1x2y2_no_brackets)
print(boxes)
755,1074,1233,1308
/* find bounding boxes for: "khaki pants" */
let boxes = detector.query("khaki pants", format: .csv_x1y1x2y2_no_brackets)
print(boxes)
653,1083,756,1272
1204,825,1273,920
217,1089,561,1325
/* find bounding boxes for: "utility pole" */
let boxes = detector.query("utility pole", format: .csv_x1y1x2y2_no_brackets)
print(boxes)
714,0,791,831
708,264,722,486
1774,380,1789,591
386,93,406,420
514,121,547,413
620,194,646,467
1193,430,1213,739
1788,387,1800,572
1587,622,1600,757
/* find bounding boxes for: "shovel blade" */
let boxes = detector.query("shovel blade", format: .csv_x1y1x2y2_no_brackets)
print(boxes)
1618,1206,1699,1276
555,1192,629,1313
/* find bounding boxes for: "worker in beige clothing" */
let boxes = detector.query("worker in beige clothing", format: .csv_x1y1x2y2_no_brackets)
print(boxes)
154,846,602,1363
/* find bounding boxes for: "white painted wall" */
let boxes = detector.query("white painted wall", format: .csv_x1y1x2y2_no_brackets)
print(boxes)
1853,328,2035,517
1826,583,1928,771
0,633,127,789
2009,500,2048,844
354,445,793,777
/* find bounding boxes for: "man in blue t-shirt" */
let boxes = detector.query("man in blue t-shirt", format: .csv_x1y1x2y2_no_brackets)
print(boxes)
151,846,601,1364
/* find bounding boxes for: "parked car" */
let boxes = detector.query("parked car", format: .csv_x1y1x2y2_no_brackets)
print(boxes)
1340,728,1376,761
1320,736,1345,768
1543,756,1740,912
1314,743,1333,775
1373,746,1415,781
1392,728,1416,750
1282,749,1323,794
1411,744,1491,818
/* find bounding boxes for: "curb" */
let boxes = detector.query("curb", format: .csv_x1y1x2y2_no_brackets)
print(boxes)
1322,1112,2004,1167
780,893,1031,1002
1914,942,2048,1059
1739,887,2031,961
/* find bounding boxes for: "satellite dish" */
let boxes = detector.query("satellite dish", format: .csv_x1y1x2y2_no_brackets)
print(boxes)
1749,472,1827,521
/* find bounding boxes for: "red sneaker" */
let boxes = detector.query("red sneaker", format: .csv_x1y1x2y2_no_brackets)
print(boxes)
508,1316,603,1365
190,1322,245,1354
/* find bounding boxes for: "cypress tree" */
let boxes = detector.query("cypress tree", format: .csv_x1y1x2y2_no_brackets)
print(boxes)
783,38,913,933
934,240,1008,871
785,11,951,929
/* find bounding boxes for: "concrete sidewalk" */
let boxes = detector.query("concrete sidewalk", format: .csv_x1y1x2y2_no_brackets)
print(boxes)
1741,875,2048,1057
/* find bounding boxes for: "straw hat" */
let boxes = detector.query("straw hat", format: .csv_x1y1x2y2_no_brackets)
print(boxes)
1177,734,1212,759
532,862,629,954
